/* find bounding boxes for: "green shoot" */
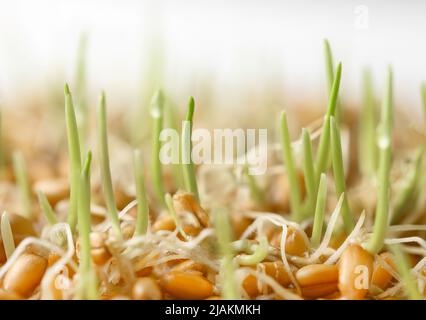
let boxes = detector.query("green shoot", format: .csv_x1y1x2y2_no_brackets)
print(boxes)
330,116,354,233
302,128,316,215
324,39,341,123
243,164,264,207
77,151,98,300
367,67,393,255
1,212,15,259
12,151,33,220
133,150,149,236
315,62,342,185
65,84,82,232
164,193,188,240
165,97,185,189
310,173,327,247
97,92,122,238
391,145,424,224
75,33,88,156
280,111,302,221
182,97,199,201
213,207,240,300
324,39,334,92
359,68,377,176
389,244,423,300
150,90,166,207
37,191,58,225
421,83,426,127
237,236,268,266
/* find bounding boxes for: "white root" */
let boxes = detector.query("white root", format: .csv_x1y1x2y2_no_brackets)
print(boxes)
236,268,302,300
325,211,366,265
40,223,76,300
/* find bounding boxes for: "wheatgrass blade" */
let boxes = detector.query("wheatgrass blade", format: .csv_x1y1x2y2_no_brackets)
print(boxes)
280,111,303,221
64,84,82,231
367,67,393,255
97,92,122,238
133,149,149,236
77,151,98,300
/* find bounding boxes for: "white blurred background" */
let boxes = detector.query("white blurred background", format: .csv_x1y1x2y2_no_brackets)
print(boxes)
0,0,425,119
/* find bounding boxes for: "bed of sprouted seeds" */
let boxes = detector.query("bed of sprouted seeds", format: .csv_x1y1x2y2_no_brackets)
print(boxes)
0,40,426,300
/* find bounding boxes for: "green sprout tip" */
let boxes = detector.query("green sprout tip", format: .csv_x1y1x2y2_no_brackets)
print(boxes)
324,39,335,92
65,83,82,232
323,39,341,123
315,62,342,184
97,91,122,238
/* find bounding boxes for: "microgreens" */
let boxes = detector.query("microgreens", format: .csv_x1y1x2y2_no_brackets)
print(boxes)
390,244,423,300
64,84,82,232
182,97,199,201
133,149,149,236
97,91,122,238
330,116,354,233
77,151,98,300
310,173,327,248
1,212,15,259
315,62,342,185
391,145,425,224
324,39,341,123
150,90,166,207
367,67,393,255
37,191,58,225
12,151,33,220
243,164,264,207
280,111,303,221
359,68,377,176
302,128,316,215
213,207,240,300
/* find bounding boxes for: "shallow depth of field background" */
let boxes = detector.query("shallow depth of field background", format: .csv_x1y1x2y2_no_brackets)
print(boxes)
0,0,425,123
